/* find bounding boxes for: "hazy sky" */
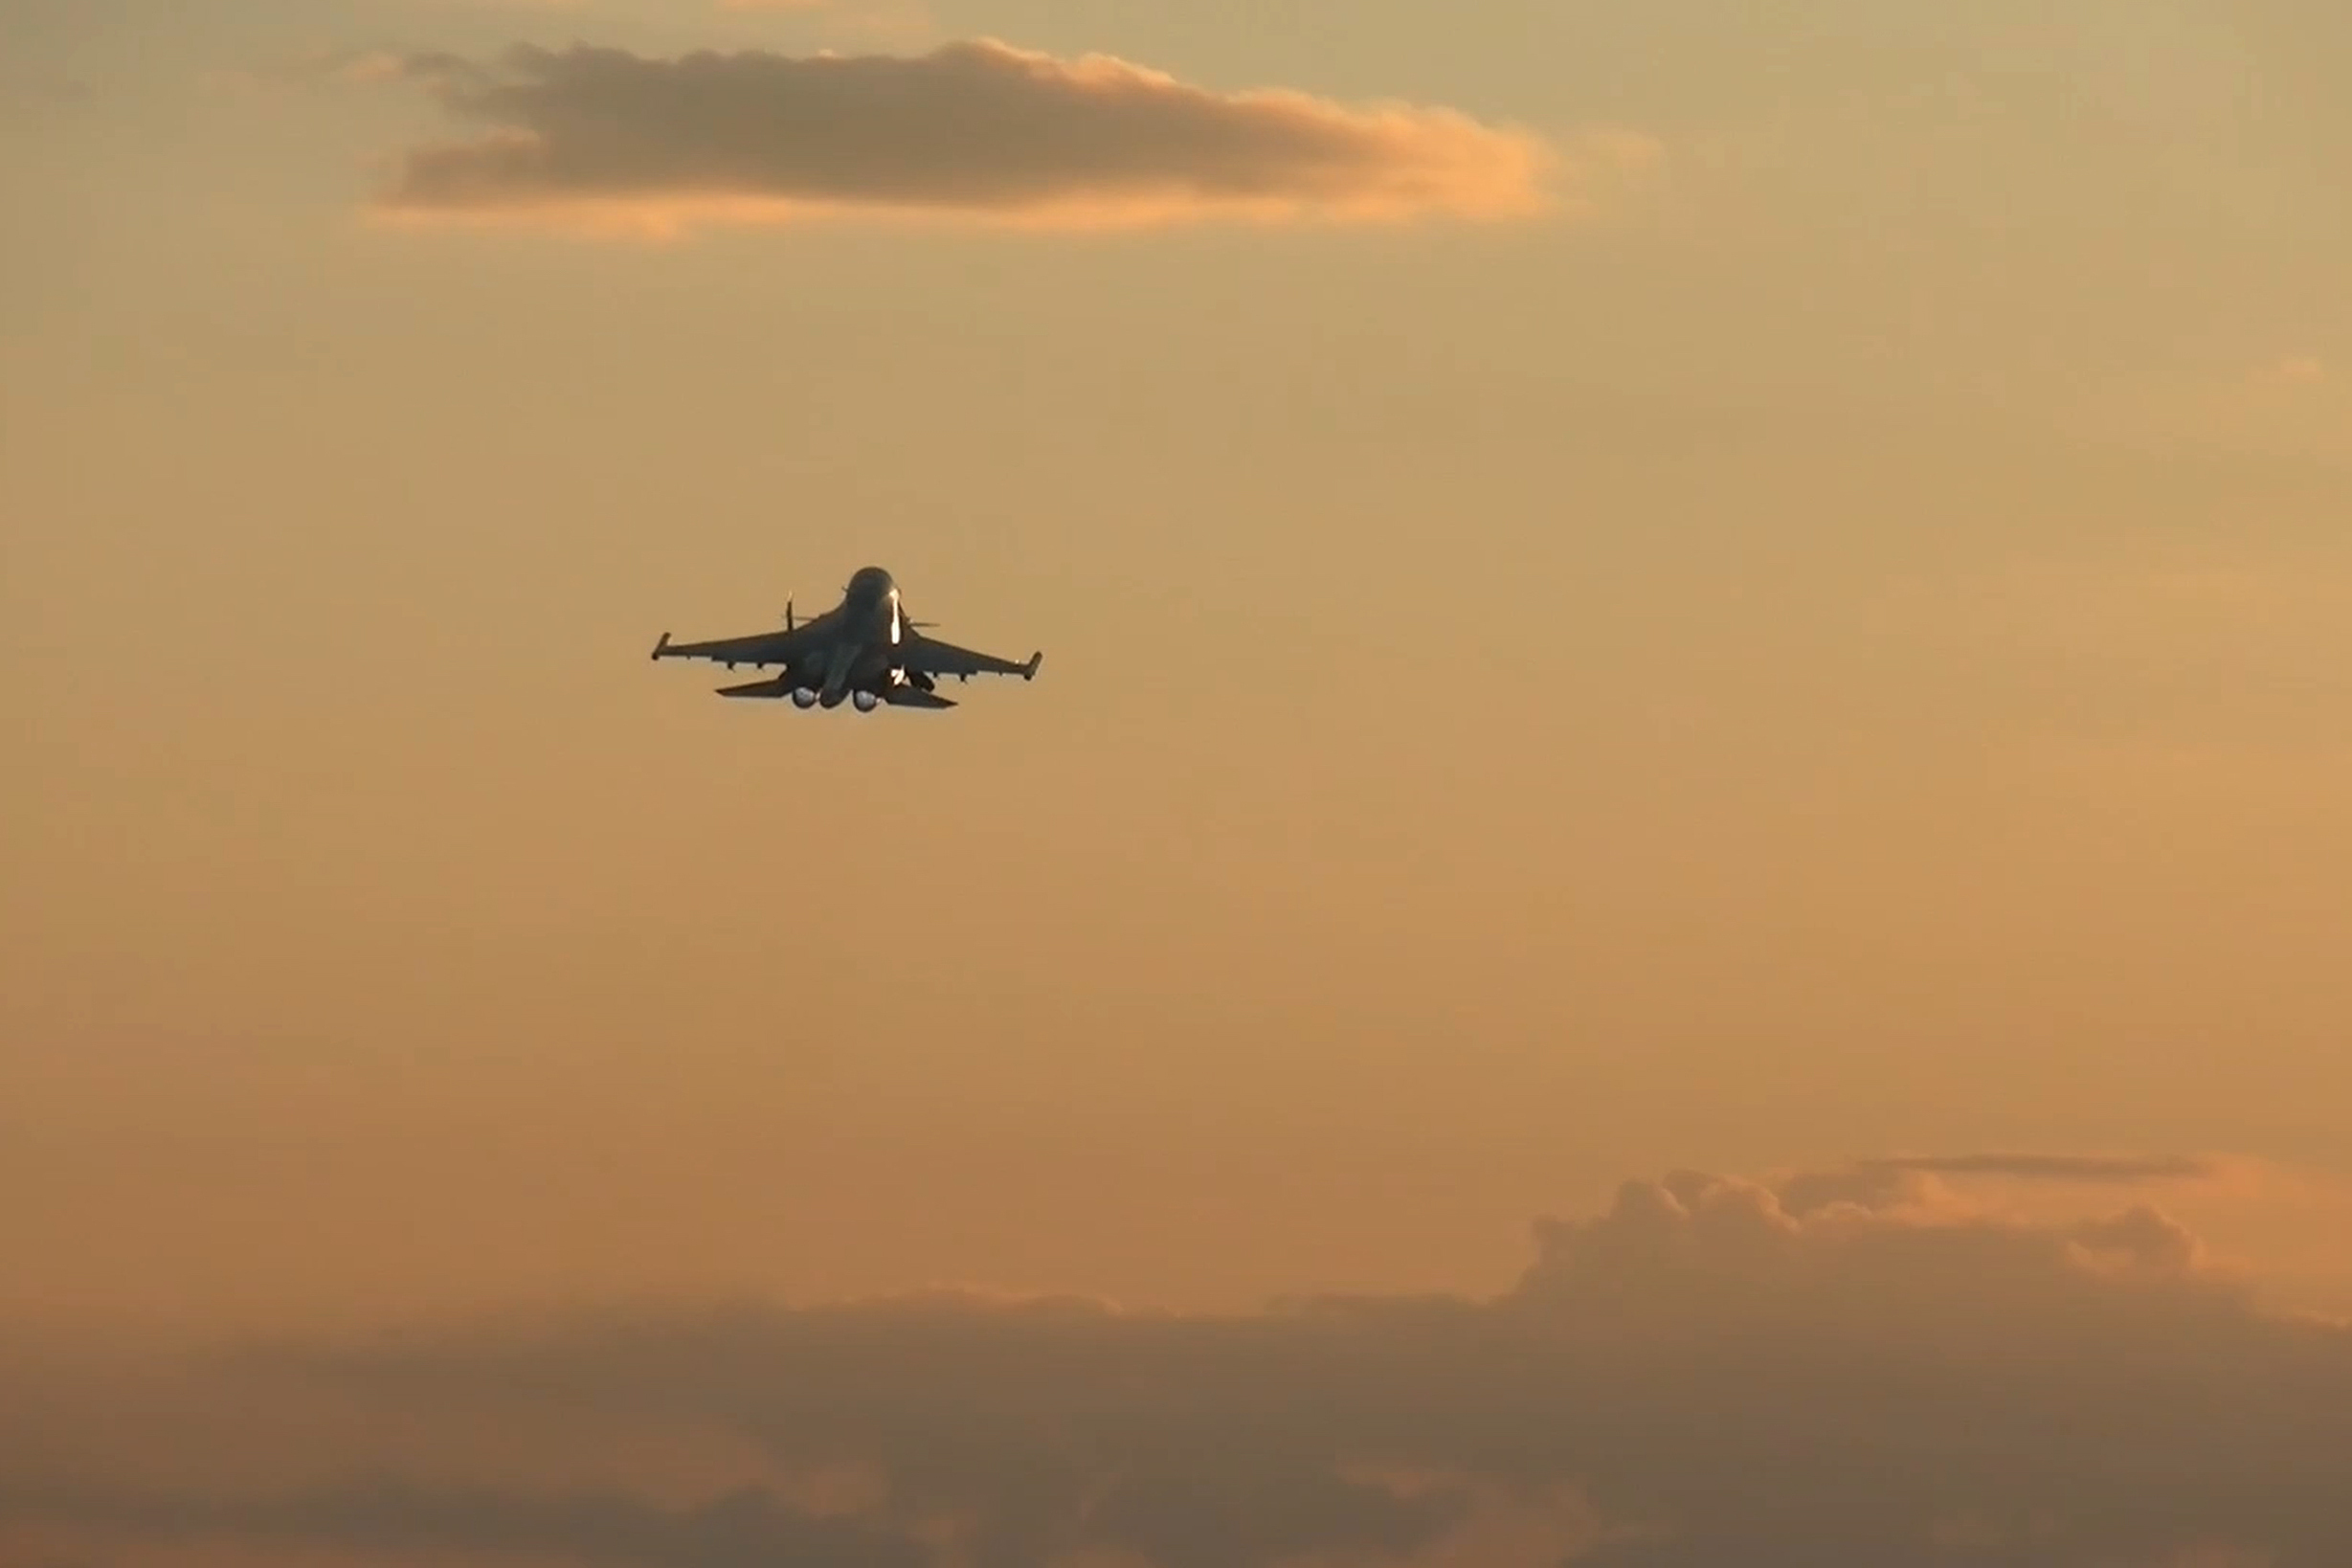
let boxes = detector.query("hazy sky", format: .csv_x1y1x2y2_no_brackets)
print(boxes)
5,2,2352,1560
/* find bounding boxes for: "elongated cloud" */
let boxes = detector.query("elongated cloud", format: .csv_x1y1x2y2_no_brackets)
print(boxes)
7,1162,2349,1567
1860,1152,2219,1182
370,40,1588,235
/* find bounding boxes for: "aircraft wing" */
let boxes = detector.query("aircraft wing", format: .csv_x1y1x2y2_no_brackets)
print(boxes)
901,634,1042,681
649,622,824,666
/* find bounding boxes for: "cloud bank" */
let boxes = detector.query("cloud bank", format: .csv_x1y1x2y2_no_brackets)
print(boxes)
369,40,1587,235
6,1159,2348,1567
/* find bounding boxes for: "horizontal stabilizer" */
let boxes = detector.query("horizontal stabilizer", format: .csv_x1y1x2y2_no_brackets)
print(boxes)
884,685,957,709
715,675,796,699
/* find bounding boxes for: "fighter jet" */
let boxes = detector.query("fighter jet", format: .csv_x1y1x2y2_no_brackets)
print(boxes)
649,566,1042,712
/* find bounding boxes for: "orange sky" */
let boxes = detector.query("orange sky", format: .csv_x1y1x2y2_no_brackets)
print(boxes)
6,0,2352,1338
8,5,2352,1563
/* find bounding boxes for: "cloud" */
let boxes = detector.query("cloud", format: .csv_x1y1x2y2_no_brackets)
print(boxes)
1760,1152,2228,1226
1858,1152,2221,1183
11,1482,929,1568
361,40,1592,236
5,1162,2349,1567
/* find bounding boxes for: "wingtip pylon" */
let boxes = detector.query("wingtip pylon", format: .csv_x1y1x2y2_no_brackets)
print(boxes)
1024,651,1042,681
651,631,672,661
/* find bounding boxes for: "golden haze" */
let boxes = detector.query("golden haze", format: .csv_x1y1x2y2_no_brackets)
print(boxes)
3,2,2351,1563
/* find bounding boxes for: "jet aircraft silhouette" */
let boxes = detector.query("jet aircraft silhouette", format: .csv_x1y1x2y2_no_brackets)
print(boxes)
650,567,1041,711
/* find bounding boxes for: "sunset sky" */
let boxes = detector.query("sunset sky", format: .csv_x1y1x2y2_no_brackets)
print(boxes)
5,2,2352,1563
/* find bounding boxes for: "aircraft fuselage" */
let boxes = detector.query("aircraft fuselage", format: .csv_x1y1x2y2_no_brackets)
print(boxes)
812,567,908,706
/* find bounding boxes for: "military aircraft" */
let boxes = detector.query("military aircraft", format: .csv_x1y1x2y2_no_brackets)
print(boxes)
649,566,1042,711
